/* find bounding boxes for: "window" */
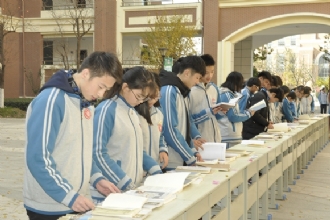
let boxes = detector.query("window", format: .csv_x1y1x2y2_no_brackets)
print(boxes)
43,41,53,65
77,0,86,8
291,36,296,46
278,39,285,46
318,54,330,78
42,0,53,10
80,50,88,64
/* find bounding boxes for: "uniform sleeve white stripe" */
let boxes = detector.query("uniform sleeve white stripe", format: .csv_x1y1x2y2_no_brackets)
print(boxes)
42,88,71,193
95,100,121,182
165,87,192,159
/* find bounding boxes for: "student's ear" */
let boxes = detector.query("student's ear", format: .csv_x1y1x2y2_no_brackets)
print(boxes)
182,69,190,78
122,82,129,91
81,69,90,80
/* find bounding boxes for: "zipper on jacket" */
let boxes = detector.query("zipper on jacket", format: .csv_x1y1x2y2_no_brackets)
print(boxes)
205,92,217,142
128,109,139,183
79,108,84,190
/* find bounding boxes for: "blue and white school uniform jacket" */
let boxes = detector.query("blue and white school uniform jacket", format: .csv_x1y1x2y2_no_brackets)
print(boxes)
282,98,294,122
23,70,104,215
189,82,223,142
93,96,162,193
139,106,168,164
218,87,251,144
239,86,251,113
300,95,315,114
159,70,201,169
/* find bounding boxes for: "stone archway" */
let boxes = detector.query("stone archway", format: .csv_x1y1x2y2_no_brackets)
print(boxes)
217,13,330,83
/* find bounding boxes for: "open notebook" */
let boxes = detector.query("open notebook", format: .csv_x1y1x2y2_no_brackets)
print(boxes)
212,95,242,111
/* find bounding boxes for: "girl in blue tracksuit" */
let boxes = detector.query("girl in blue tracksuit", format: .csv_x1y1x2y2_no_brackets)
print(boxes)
92,67,162,201
218,71,253,148
135,72,169,169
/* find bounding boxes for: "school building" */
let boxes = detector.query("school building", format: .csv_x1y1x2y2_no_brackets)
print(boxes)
2,0,330,98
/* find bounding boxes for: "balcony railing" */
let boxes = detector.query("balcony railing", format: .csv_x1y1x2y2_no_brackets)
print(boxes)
42,3,93,10
121,0,201,7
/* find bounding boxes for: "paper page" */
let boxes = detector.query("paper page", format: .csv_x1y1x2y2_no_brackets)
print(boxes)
241,140,265,145
143,172,190,191
298,115,310,120
102,194,147,210
249,99,266,111
198,142,226,161
268,123,289,132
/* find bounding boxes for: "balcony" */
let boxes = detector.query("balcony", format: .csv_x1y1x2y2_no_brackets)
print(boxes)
121,0,201,7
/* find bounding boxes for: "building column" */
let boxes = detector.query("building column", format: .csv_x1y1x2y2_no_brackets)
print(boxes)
217,40,234,84
203,0,219,84
94,0,118,54
234,36,253,81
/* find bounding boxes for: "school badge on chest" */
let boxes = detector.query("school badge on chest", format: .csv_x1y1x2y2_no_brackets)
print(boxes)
83,108,91,120
158,120,163,132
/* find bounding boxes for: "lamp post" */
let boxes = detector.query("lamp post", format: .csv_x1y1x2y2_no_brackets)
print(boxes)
158,47,168,70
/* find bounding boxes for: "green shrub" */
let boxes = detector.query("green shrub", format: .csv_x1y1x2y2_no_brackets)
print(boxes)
4,98,34,111
0,106,26,118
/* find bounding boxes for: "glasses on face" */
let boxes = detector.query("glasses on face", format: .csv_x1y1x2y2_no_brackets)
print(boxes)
131,89,150,102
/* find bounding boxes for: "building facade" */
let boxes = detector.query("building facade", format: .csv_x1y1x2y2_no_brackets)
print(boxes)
3,0,330,98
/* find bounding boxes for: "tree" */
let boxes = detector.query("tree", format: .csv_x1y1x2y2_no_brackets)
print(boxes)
48,0,94,70
141,14,198,70
253,45,274,76
0,0,24,108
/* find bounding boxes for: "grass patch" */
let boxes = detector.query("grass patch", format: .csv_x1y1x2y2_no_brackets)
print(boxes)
0,107,26,118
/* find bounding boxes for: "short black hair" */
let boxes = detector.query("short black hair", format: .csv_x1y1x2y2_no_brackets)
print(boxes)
287,91,297,100
246,77,261,87
275,75,283,86
269,87,284,102
176,56,206,77
221,71,244,92
172,57,184,74
258,71,272,82
280,85,290,95
296,85,304,91
271,75,278,87
303,86,310,95
200,54,215,66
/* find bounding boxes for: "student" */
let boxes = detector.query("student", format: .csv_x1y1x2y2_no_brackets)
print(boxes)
258,71,272,91
292,85,304,118
239,77,261,113
23,51,122,220
318,86,328,114
300,86,314,114
159,55,206,169
242,88,283,140
282,91,297,122
135,72,169,169
93,67,162,198
189,54,224,143
218,71,254,148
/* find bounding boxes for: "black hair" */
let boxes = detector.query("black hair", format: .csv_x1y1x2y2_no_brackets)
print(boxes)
200,54,215,66
279,85,290,95
246,77,261,87
271,75,278,87
275,75,283,86
79,51,122,83
258,71,272,82
121,67,156,124
172,57,184,74
269,88,284,102
221,71,244,92
79,52,123,99
303,86,310,95
176,56,206,77
287,91,297,100
296,85,304,91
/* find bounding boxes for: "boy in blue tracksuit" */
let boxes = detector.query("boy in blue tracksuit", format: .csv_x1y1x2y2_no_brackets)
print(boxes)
23,52,122,220
93,67,162,201
159,56,206,169
239,77,261,113
189,54,224,143
282,91,297,122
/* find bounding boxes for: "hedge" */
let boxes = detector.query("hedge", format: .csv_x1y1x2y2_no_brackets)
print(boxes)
4,98,34,111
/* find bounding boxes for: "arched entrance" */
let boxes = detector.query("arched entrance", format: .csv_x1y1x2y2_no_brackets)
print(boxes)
217,13,330,83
